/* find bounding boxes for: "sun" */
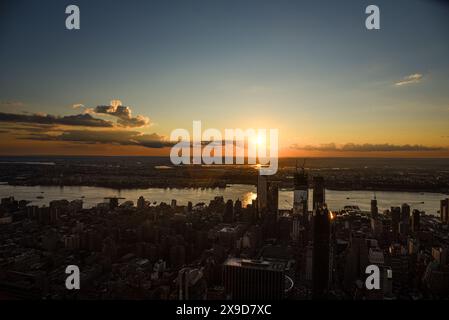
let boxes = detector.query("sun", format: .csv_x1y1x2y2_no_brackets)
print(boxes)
255,133,266,147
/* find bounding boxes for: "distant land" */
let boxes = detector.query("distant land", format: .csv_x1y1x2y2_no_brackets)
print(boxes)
0,156,448,194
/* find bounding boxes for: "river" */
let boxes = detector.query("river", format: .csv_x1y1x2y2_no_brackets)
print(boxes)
0,184,447,216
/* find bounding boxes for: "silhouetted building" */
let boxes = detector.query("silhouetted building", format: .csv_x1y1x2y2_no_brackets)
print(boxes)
267,182,279,215
388,244,409,292
293,166,309,223
441,199,449,224
371,196,378,218
223,258,287,300
187,201,193,213
105,197,120,210
391,207,401,238
401,203,410,224
178,267,207,300
234,199,242,220
137,196,145,210
257,175,268,216
411,209,420,233
224,199,234,223
312,176,325,210
312,206,330,299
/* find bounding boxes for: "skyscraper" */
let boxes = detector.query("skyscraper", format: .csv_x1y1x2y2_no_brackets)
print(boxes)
401,203,411,225
441,199,449,224
391,207,401,238
234,198,242,220
312,176,325,210
224,199,234,223
257,174,268,216
223,257,288,300
371,195,378,218
293,164,309,225
411,209,420,233
312,206,331,299
137,196,146,210
267,182,279,215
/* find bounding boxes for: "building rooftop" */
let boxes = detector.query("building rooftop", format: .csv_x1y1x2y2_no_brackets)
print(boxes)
224,257,288,271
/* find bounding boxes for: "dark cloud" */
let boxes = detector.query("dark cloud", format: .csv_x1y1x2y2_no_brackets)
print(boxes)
291,143,445,152
93,102,150,128
24,130,172,149
2,124,55,132
0,112,113,127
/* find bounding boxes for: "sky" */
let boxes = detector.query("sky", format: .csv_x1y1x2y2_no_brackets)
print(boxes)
0,0,448,157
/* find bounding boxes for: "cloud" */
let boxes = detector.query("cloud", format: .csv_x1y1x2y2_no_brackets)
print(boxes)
394,73,424,86
72,104,85,109
291,142,445,152
0,112,113,127
341,143,443,152
23,130,173,149
2,124,55,132
299,143,338,151
91,100,151,128
0,100,24,108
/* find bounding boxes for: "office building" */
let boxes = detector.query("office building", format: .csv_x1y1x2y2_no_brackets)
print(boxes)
223,257,288,300
391,207,401,238
293,165,309,221
401,203,411,225
257,175,268,216
441,199,449,224
371,196,378,218
312,176,325,210
312,206,331,299
411,209,420,233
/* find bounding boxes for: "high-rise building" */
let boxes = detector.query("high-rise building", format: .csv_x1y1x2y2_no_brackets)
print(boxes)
187,201,193,213
178,267,207,300
312,176,325,210
137,196,145,210
391,207,401,238
257,175,268,216
224,199,234,223
401,203,411,225
223,257,288,300
234,198,242,220
293,165,308,220
411,209,420,233
312,206,331,299
441,198,449,224
267,182,279,215
371,196,378,218
388,244,409,292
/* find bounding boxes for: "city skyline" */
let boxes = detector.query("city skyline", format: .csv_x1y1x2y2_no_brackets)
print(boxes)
1,0,449,157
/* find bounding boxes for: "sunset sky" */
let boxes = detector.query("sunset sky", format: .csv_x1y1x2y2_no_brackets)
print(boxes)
1,0,448,157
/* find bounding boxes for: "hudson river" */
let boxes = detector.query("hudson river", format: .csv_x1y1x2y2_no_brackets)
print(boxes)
0,184,446,216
